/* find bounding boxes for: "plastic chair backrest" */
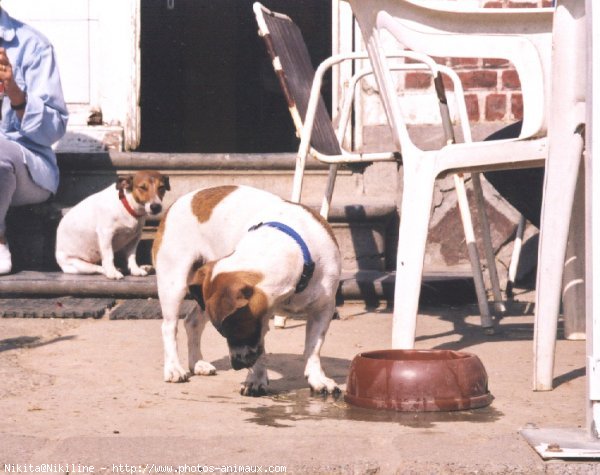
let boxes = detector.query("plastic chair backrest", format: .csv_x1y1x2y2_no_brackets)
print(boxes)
550,1,586,136
257,7,342,156
350,0,554,139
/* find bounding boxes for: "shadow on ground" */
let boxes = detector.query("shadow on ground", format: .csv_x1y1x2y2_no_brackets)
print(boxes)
0,335,76,353
208,353,351,392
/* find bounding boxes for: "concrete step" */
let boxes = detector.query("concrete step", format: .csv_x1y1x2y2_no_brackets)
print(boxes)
5,150,527,297
0,269,478,310
6,200,398,274
57,148,526,259
54,152,398,209
7,151,399,274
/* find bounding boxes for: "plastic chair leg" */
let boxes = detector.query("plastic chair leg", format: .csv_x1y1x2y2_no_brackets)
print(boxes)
562,159,586,340
533,129,584,391
320,164,339,219
453,173,494,330
392,165,436,349
472,173,506,315
284,149,312,330
507,215,526,299
291,151,308,203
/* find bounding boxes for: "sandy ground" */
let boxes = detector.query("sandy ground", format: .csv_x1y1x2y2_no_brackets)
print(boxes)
0,294,595,474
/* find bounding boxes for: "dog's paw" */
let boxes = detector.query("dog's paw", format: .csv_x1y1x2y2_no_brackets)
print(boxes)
192,360,217,376
164,364,190,383
311,385,342,400
130,267,148,277
105,268,124,280
130,265,153,277
141,265,155,274
307,374,340,396
240,382,268,397
240,369,269,397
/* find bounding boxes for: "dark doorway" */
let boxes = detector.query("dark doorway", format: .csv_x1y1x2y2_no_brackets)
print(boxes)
138,0,332,153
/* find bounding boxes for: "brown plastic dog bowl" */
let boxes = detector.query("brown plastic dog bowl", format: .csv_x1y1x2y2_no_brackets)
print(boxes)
345,349,493,412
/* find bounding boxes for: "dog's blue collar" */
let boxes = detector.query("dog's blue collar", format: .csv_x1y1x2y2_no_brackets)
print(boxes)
248,221,315,293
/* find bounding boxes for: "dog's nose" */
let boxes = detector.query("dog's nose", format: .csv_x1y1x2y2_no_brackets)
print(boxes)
150,203,162,215
230,355,249,370
229,347,261,370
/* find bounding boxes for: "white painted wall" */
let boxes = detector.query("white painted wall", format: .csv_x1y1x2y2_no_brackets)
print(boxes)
1,0,493,153
2,0,139,150
2,1,98,114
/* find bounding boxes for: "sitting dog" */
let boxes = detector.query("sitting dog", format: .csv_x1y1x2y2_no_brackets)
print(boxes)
55,170,170,280
153,185,341,396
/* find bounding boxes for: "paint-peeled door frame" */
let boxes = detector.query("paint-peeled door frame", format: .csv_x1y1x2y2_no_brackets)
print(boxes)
97,0,141,151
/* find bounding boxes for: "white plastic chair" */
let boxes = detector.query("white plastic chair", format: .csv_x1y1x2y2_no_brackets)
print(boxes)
253,2,504,330
506,215,527,299
349,0,586,390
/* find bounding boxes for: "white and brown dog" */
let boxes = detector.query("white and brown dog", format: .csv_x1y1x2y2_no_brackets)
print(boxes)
55,170,170,280
153,185,341,396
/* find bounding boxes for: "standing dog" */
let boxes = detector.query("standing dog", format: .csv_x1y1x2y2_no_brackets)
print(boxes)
56,170,170,280
153,185,341,396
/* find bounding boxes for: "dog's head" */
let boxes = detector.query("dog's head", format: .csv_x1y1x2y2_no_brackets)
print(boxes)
116,171,170,217
189,262,269,370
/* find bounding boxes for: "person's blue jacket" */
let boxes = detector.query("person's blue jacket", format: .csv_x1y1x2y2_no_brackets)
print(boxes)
0,8,68,195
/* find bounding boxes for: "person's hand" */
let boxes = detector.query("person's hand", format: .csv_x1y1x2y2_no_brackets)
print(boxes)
0,47,26,111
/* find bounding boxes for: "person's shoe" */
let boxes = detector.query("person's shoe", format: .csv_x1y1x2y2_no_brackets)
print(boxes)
0,241,12,275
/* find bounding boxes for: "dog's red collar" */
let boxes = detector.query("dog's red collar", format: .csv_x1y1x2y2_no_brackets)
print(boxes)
119,190,144,218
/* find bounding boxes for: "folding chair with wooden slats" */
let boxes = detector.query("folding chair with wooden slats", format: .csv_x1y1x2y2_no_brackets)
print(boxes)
253,2,506,331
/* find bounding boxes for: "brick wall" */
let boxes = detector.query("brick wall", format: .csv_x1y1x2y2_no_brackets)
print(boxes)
358,0,555,144
401,0,553,125
356,0,553,275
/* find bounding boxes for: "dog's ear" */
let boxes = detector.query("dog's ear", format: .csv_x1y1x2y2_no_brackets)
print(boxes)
188,262,214,311
214,282,254,320
229,282,254,309
162,176,171,191
116,175,134,191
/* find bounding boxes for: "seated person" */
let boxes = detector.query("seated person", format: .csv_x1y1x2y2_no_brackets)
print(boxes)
0,5,68,275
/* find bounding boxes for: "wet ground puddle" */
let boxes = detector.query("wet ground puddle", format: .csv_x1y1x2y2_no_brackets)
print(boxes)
240,389,503,428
